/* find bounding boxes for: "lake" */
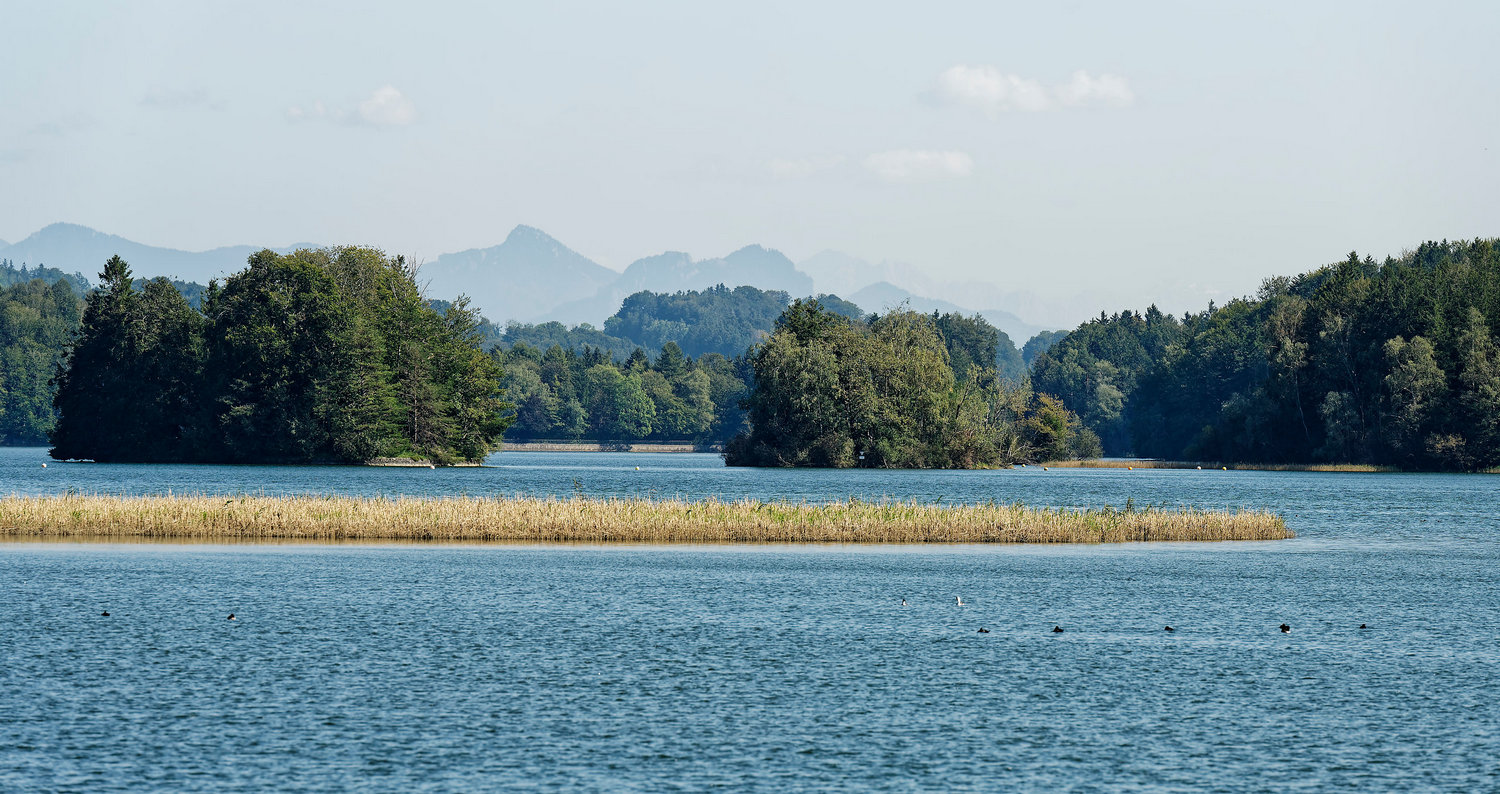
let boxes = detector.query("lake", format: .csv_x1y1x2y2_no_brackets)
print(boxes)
2,447,1497,791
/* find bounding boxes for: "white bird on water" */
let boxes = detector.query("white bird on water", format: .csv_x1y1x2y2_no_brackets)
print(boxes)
956,596,965,606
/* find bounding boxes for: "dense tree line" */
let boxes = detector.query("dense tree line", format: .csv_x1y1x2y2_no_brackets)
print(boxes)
1,260,90,293
0,277,82,444
497,341,749,444
51,249,511,464
502,283,1028,380
1032,239,1500,470
603,285,792,359
725,300,1099,468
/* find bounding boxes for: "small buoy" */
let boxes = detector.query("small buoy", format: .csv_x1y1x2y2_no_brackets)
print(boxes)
1164,625,1174,632
1052,626,1064,633
227,613,236,621
1221,466,1227,470
428,464,435,470
635,466,640,471
977,628,990,633
1128,466,1133,470
41,463,47,468
101,611,109,617
1279,623,1290,633
1196,465,1202,470
1043,467,1049,471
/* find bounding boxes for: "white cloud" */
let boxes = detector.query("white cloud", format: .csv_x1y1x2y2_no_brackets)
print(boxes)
932,66,1135,114
1055,70,1134,107
286,86,415,127
935,66,1053,113
863,150,974,182
358,85,416,126
769,155,846,179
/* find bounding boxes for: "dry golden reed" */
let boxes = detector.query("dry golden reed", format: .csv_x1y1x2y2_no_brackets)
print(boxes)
0,494,1291,544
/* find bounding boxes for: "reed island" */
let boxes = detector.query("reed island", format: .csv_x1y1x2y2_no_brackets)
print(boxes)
0,494,1291,544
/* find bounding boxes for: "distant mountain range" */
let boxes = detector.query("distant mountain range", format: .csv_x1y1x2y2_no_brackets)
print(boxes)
535,244,813,328
0,222,1056,342
0,223,315,285
419,226,619,328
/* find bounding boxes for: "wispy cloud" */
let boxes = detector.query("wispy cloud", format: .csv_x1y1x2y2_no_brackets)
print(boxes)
769,155,846,180
863,150,974,182
1054,70,1135,108
141,87,221,110
932,66,1134,115
357,86,416,126
287,85,416,127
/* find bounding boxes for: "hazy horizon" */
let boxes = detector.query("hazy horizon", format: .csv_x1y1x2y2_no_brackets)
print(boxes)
4,2,1496,315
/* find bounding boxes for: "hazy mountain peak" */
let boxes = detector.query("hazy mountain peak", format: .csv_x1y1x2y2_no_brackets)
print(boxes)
421,226,616,323
1,222,291,283
504,224,563,246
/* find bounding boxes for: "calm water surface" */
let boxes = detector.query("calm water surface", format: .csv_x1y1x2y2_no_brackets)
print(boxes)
2,447,1497,791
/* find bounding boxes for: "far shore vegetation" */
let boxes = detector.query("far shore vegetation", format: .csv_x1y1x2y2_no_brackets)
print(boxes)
0,494,1293,544
1032,238,1500,471
6,236,1500,472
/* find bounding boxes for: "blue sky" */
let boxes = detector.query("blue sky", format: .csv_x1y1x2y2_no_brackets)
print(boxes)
3,1,1496,312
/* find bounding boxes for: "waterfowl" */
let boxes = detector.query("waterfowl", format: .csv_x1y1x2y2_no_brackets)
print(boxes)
977,628,990,633
1164,625,1174,632
955,596,965,606
227,613,236,621
1358,624,1368,629
901,599,907,607
1052,626,1064,633
1279,623,1290,633
100,611,109,617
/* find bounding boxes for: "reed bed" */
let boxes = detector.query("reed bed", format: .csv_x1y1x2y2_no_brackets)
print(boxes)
0,494,1292,544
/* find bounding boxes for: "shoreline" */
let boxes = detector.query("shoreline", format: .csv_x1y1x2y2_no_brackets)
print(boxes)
1040,459,1403,473
502,441,719,453
0,494,1292,545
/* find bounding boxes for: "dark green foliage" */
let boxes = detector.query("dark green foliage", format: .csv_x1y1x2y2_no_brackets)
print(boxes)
933,312,1026,383
725,301,1097,468
1021,330,1067,367
50,248,511,464
134,277,209,309
52,257,202,461
1031,239,1500,470
0,259,90,293
811,293,866,321
497,338,725,444
604,285,792,359
0,277,82,444
500,320,638,360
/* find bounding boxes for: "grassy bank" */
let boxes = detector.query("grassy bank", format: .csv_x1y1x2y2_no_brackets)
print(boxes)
0,494,1291,544
1042,460,1397,473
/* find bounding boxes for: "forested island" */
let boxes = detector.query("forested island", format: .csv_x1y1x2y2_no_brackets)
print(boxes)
724,301,1097,467
50,249,510,464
